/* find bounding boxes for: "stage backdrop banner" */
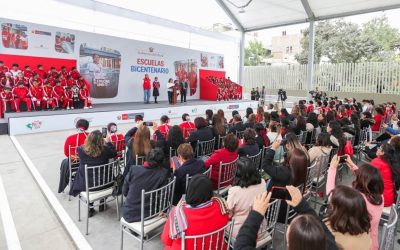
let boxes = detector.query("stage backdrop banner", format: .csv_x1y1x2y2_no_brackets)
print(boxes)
8,101,258,135
0,18,224,103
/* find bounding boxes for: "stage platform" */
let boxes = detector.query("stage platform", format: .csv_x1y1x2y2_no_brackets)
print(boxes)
4,99,258,135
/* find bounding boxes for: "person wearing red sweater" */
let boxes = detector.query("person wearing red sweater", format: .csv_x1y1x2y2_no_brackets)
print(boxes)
371,107,385,132
29,73,43,87
107,122,125,157
47,66,59,79
65,75,75,88
0,87,13,117
306,100,315,114
179,113,196,138
13,73,27,87
63,119,90,158
34,64,47,79
153,115,172,140
161,175,230,250
70,67,81,80
44,75,56,87
143,74,151,104
1,72,14,89
42,81,56,109
23,65,33,80
370,143,398,207
77,76,90,91
13,82,31,112
204,133,239,190
64,86,74,110
60,66,69,78
29,80,46,110
79,84,92,109
53,80,71,109
0,61,9,79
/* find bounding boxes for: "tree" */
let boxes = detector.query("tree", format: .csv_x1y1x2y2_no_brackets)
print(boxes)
244,39,269,66
295,16,400,64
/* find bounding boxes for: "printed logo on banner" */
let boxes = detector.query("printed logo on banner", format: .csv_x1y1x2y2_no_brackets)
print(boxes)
74,117,93,123
227,105,239,110
26,120,42,130
117,112,144,121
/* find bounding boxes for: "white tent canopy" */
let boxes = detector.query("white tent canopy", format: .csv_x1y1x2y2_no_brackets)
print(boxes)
217,0,400,32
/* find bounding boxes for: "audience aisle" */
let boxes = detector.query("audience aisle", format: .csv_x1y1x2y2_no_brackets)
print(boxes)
0,135,74,250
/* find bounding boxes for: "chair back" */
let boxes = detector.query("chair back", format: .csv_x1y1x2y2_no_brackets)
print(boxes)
313,153,330,183
263,198,281,239
141,177,176,223
303,162,316,201
181,219,234,250
135,155,146,165
217,135,226,149
379,205,398,250
185,167,213,191
235,130,245,139
246,150,262,171
195,138,215,158
217,157,239,194
84,161,116,193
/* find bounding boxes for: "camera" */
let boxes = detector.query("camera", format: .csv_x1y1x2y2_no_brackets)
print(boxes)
101,127,108,138
339,155,348,163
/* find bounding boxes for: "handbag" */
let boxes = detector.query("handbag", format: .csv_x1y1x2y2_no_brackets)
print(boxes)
112,173,124,197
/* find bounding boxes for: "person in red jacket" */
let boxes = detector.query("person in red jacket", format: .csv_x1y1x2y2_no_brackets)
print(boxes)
370,143,399,207
372,107,385,132
64,86,74,110
179,113,196,138
143,74,151,104
63,119,90,158
204,133,239,189
65,75,75,88
53,80,70,109
79,83,92,109
29,79,46,110
13,72,27,87
107,122,125,157
2,26,11,48
153,115,172,140
48,66,59,79
1,72,14,89
60,66,69,78
0,61,9,79
188,63,197,96
77,76,90,91
161,175,230,250
29,73,43,87
45,74,56,87
23,65,33,80
34,64,47,79
70,67,80,80
0,87,14,117
13,82,31,112
306,100,315,114
42,81,56,109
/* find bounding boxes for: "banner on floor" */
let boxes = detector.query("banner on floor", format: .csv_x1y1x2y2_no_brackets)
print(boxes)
8,101,258,135
0,18,225,104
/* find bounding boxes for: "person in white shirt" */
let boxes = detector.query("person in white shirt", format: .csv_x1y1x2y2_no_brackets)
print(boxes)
167,78,175,104
9,64,21,78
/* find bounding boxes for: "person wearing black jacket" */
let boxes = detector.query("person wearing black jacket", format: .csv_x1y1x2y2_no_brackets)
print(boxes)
121,148,170,223
238,128,260,158
229,114,246,135
187,117,214,151
234,186,338,250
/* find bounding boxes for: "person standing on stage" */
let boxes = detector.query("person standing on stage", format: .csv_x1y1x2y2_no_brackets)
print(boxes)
143,74,151,104
167,78,174,104
152,76,160,104
180,78,188,103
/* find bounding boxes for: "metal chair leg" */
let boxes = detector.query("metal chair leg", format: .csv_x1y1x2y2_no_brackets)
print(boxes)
116,196,120,220
78,198,81,221
120,226,124,250
86,203,89,235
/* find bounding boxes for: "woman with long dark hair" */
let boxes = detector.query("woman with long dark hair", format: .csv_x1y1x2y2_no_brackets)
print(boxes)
326,110,336,123
256,106,264,123
327,120,346,155
292,116,306,136
205,109,213,126
371,107,385,132
245,107,254,121
254,123,270,150
328,156,383,250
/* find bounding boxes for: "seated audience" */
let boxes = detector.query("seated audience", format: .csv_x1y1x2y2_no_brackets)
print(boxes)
254,123,270,150
228,114,246,135
172,144,205,205
229,110,239,124
124,114,143,145
238,128,260,157
179,113,195,138
125,123,153,174
308,132,332,167
122,148,170,222
255,106,264,123
211,114,226,149
187,117,214,151
371,107,384,132
217,109,227,124
205,109,213,126
161,175,230,250
153,115,172,140
107,122,125,155
245,114,256,129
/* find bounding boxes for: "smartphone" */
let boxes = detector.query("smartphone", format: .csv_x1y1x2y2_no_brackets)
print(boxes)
143,121,153,126
270,186,292,200
339,155,348,163
101,127,107,138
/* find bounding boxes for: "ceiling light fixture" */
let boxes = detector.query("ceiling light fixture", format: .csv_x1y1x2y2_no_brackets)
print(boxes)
225,0,253,14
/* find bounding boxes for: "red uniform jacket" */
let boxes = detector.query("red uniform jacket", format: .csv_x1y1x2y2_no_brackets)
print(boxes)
1,77,14,88
48,70,59,79
204,148,238,189
44,78,56,87
0,65,9,78
79,88,90,99
34,69,47,79
161,201,229,250
77,79,90,91
70,71,81,80
64,132,89,158
143,77,151,90
29,77,43,86
372,114,383,132
23,70,33,79
60,70,69,78
110,133,125,156
306,105,314,113
53,86,66,99
154,124,172,140
13,86,30,99
370,157,394,206
14,77,27,86
0,91,13,101
43,85,53,98
66,79,76,88
30,86,45,99
179,121,195,138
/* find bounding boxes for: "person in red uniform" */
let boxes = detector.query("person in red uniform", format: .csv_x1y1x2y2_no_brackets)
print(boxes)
13,72,27,87
13,81,31,112
188,63,197,96
204,133,239,189
63,119,90,158
64,86,74,110
29,79,46,110
12,30,22,49
34,64,47,79
1,26,11,48
60,66,69,78
143,74,151,104
48,66,59,79
42,81,56,110
0,87,14,117
372,107,385,132
306,100,315,114
23,65,33,80
53,80,70,109
70,67,81,80
77,76,90,91
153,115,172,140
79,83,92,109
179,113,196,138
0,61,9,79
44,74,56,87
65,75,75,88
56,74,66,87
107,122,125,157
1,72,14,89
29,73,43,87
